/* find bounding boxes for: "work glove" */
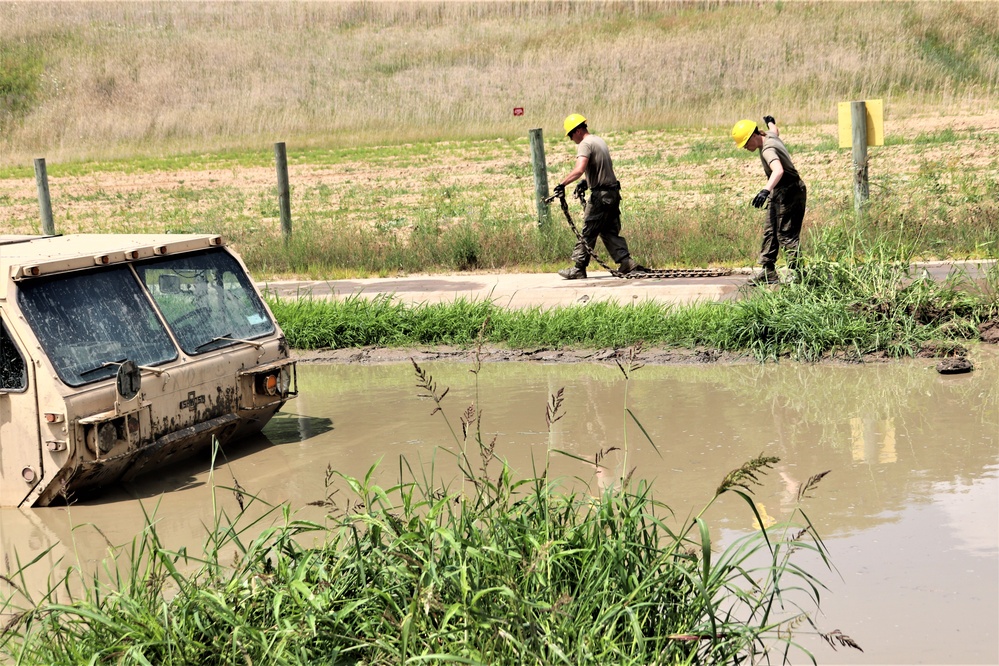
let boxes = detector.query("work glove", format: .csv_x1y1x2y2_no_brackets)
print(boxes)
553,183,566,198
763,115,775,126
751,188,771,208
573,179,588,197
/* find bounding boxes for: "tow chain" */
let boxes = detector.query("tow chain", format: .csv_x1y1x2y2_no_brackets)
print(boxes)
544,190,732,279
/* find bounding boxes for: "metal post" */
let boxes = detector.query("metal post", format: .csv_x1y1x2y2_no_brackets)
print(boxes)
274,142,292,242
851,100,869,216
34,158,54,235
529,128,551,227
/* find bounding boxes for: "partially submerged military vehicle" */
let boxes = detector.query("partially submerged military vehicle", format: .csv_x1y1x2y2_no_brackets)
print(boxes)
0,234,297,507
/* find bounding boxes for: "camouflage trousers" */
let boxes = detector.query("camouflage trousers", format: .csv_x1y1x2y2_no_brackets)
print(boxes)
570,188,632,269
759,179,807,269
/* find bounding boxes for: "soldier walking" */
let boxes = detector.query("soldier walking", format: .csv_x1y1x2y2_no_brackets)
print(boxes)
553,113,643,280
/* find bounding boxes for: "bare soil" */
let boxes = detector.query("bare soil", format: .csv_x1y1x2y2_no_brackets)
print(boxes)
3,112,999,240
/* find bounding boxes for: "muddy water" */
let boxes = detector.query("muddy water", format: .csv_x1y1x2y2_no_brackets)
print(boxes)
2,349,996,664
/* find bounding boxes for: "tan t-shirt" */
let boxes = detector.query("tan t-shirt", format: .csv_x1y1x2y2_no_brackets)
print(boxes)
577,134,617,188
759,131,801,184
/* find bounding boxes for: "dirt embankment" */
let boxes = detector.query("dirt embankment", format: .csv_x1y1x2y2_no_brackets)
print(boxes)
292,345,750,366
289,335,995,367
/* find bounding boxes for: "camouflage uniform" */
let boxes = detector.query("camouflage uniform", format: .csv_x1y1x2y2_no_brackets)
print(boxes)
570,134,632,270
758,130,806,271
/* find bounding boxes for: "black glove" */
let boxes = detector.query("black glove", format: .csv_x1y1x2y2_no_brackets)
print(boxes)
573,179,588,197
763,115,776,127
553,183,566,198
751,189,771,208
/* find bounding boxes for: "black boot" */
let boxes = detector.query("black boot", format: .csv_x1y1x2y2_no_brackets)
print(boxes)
558,266,587,280
747,263,779,286
617,257,648,275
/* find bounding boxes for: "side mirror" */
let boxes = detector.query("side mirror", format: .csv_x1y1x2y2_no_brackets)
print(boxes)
116,359,141,401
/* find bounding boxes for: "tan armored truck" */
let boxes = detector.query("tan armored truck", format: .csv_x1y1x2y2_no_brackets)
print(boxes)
0,234,297,507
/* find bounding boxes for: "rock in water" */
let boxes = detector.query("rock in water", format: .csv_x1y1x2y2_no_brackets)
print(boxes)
936,357,974,375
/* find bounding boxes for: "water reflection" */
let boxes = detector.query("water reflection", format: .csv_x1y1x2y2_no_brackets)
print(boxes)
1,347,996,664
259,413,334,445
932,469,999,557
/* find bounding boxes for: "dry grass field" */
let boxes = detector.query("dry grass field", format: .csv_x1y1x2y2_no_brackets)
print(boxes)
2,2,997,275
2,2,997,161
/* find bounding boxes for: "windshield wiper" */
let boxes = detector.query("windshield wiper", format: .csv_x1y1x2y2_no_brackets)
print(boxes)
194,334,263,353
78,358,127,377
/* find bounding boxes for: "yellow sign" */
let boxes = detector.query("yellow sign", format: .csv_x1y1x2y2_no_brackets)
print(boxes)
838,99,884,148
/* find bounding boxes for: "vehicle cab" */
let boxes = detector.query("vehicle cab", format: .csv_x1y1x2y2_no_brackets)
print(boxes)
0,234,296,507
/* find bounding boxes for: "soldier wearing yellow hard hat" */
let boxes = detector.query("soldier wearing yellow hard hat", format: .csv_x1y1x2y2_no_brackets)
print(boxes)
552,114,644,280
732,115,807,285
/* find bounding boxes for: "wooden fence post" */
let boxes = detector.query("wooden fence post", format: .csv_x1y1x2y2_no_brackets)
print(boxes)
529,128,551,227
34,158,54,235
851,101,869,216
274,142,292,242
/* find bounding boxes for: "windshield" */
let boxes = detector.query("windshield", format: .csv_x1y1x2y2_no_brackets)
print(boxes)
135,248,274,354
17,266,178,387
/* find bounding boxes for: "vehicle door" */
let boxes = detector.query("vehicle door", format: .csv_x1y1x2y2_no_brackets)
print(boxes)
0,314,41,506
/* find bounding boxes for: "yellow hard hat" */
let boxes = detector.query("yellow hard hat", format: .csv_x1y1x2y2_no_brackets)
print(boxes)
563,113,586,136
732,119,758,148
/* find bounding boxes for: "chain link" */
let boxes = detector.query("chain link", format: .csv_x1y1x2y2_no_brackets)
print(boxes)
615,267,733,279
545,192,732,279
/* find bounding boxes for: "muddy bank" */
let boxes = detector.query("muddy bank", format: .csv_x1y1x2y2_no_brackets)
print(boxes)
292,345,750,365
290,342,985,367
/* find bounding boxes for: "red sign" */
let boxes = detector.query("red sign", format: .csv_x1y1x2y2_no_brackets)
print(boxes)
513,107,524,116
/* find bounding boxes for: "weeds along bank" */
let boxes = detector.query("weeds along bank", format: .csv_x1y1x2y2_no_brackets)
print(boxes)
0,357,863,664
266,256,999,361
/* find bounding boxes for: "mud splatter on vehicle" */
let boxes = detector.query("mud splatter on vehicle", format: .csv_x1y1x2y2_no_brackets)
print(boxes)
0,234,296,506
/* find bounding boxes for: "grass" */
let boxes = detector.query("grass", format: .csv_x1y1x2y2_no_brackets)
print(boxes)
0,347,862,664
1,3,997,279
0,40,43,132
0,2,995,351
265,237,998,361
1,2,997,163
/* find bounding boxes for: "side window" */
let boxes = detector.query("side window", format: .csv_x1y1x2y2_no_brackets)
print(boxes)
1,318,27,391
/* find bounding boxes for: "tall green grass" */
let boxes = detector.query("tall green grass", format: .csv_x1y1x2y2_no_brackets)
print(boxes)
266,241,998,360
0,40,43,131
0,351,861,664
251,184,998,277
